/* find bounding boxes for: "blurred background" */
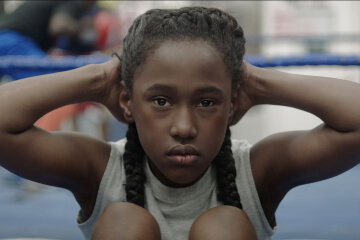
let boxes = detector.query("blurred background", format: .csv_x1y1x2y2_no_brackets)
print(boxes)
0,1,359,239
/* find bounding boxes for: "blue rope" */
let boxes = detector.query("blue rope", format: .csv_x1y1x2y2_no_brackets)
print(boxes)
244,54,360,67
0,54,359,80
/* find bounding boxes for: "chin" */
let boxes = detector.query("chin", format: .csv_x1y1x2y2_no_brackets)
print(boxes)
167,174,201,187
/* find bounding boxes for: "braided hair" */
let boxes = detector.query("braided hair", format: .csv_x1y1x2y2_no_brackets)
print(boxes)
120,7,245,209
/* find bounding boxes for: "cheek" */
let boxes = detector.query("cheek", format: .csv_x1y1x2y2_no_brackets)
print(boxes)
131,103,168,156
135,121,166,166
197,112,229,157
133,107,168,139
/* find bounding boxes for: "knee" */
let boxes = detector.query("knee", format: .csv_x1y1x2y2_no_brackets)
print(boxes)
97,202,157,225
91,202,161,240
189,205,258,240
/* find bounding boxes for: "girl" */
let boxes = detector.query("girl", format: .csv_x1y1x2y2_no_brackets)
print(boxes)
0,6,359,240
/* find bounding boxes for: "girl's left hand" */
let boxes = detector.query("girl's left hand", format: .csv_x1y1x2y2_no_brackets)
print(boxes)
230,61,258,125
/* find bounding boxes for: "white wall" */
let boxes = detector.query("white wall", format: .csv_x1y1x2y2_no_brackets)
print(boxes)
231,66,360,144
260,1,360,56
230,1,360,144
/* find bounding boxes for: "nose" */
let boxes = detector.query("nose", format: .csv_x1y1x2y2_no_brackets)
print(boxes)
170,106,198,140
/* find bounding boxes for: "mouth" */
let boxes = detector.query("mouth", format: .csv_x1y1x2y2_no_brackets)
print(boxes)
166,145,200,165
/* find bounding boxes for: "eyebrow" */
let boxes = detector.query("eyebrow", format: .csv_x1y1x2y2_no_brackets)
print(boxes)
146,84,173,93
194,86,223,96
145,84,224,96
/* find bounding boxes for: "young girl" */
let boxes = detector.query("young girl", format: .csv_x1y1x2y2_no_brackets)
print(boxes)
0,6,359,240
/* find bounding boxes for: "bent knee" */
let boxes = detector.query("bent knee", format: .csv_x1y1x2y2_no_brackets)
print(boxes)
102,202,155,221
189,206,258,240
92,202,161,240
192,205,252,226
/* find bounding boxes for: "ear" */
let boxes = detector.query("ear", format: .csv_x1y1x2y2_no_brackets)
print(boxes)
119,81,135,123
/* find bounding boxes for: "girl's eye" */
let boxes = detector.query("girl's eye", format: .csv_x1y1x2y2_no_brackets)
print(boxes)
153,98,170,107
198,100,215,107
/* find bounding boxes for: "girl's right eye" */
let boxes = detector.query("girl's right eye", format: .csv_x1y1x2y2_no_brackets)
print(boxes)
153,98,171,107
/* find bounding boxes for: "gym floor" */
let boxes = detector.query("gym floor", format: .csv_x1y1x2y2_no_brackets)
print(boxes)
0,165,359,240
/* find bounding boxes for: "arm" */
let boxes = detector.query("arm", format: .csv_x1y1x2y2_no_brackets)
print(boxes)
0,58,123,211
236,62,360,222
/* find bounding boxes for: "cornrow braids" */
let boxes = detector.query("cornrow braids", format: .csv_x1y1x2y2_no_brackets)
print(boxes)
123,123,146,207
120,6,245,93
213,127,242,209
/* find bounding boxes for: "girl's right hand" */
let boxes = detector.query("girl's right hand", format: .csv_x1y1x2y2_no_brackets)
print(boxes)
100,55,127,123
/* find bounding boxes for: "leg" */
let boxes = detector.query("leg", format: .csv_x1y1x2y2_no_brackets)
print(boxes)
91,202,161,240
189,206,258,240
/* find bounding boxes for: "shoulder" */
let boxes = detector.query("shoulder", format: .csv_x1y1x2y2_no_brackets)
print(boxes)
231,139,252,161
231,139,252,172
105,138,128,167
109,138,127,155
231,139,252,152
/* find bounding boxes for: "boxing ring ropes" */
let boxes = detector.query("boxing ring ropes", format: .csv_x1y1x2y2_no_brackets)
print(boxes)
1,53,360,82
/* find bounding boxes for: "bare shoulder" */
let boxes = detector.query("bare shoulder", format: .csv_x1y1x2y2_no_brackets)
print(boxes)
54,130,112,186
53,130,112,216
249,131,295,224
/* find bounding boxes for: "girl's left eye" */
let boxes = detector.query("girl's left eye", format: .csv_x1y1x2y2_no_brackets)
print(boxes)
153,98,171,107
197,100,215,107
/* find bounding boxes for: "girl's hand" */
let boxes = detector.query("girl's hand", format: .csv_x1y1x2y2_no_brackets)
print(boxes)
230,61,258,125
100,56,127,123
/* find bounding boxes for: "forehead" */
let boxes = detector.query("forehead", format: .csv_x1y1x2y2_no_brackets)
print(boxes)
133,40,232,93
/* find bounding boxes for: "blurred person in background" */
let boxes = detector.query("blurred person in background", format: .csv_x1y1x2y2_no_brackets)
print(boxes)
0,0,112,136
0,0,102,135
0,0,98,57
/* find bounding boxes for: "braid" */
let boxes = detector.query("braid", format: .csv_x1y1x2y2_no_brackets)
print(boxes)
213,127,243,209
123,123,146,207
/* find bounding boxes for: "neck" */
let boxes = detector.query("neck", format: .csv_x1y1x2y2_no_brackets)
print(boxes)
147,158,207,188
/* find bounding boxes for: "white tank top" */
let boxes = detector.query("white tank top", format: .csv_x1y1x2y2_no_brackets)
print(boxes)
76,138,276,239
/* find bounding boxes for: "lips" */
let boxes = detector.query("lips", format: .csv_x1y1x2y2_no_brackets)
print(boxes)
166,145,200,156
166,145,200,165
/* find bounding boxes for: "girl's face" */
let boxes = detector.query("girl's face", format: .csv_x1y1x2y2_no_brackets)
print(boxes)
128,40,235,187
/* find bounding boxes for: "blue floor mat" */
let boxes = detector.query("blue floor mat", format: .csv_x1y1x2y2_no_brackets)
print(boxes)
0,173,82,239
0,165,359,240
274,165,360,240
